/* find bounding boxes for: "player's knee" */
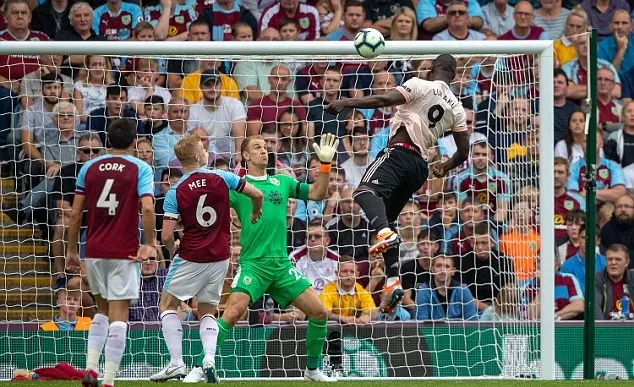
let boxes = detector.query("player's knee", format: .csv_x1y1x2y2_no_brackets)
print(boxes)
307,305,328,321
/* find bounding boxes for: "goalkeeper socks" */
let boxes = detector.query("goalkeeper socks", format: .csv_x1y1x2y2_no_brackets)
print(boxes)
160,310,184,367
199,314,219,361
103,321,127,386
86,313,109,371
216,318,233,348
353,189,389,232
305,319,327,370
382,246,401,279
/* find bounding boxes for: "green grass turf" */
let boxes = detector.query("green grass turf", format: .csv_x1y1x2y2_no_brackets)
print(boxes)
4,380,631,386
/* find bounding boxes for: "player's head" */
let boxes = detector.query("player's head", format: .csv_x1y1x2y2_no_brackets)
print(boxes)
107,118,137,150
241,135,269,169
174,134,209,168
429,54,457,83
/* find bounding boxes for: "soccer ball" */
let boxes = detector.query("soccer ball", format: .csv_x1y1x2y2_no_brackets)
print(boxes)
354,28,385,59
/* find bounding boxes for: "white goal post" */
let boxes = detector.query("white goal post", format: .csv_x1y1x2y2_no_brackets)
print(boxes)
0,40,555,380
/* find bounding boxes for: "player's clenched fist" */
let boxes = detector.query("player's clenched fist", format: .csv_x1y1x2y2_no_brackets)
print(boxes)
431,163,447,178
312,133,339,163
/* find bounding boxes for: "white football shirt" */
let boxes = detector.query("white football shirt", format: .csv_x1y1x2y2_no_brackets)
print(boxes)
391,78,468,160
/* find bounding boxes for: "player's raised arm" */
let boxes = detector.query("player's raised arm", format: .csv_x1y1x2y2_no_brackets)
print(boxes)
324,89,406,114
308,133,340,201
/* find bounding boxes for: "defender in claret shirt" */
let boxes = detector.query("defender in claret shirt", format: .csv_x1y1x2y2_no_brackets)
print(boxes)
66,119,156,387
325,54,470,314
150,135,263,383
213,133,339,382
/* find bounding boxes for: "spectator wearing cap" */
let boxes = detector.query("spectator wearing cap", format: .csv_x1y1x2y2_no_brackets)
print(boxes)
581,0,630,39
86,85,143,145
599,10,634,74
179,59,240,104
233,27,284,102
595,243,634,320
561,224,606,295
596,68,623,132
260,0,320,41
199,0,258,41
326,0,367,41
498,1,548,40
246,65,306,136
533,0,570,40
600,193,634,267
481,0,514,37
452,141,511,223
553,158,585,241
20,55,73,109
416,255,478,320
363,1,415,38
563,38,621,101
568,129,626,206
165,20,211,90
188,69,247,162
417,0,484,40
433,1,486,40
554,6,588,67
553,69,579,143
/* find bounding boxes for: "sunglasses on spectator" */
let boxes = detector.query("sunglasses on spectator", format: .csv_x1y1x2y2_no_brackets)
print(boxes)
80,148,101,155
448,10,467,16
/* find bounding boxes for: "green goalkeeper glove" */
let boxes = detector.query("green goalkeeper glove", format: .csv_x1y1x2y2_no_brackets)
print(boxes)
312,133,339,163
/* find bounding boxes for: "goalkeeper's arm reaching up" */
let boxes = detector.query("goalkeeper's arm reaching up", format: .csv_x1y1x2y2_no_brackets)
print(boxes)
306,133,340,201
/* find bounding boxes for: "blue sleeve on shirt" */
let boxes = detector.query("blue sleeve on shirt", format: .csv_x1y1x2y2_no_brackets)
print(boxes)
567,160,582,191
569,191,586,210
125,3,143,28
92,6,104,33
163,187,179,215
466,0,483,18
75,162,89,192
606,159,627,187
131,157,154,197
415,286,432,320
211,169,241,190
538,30,549,40
417,0,437,24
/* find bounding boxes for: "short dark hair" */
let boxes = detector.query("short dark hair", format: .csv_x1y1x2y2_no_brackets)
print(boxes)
107,118,137,149
41,72,62,86
106,84,127,98
161,167,183,181
417,228,440,243
554,68,568,83
344,0,364,12
189,19,209,33
261,123,279,136
351,125,368,137
606,243,629,258
145,94,164,106
431,54,457,80
279,18,299,29
472,222,491,236
214,157,229,169
565,209,585,223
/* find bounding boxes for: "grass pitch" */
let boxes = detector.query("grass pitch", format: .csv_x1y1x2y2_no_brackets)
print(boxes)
5,380,631,386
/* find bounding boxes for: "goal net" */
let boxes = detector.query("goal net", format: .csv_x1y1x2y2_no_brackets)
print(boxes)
0,40,558,380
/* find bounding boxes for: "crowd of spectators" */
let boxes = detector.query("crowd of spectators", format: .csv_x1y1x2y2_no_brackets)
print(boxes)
0,0,633,329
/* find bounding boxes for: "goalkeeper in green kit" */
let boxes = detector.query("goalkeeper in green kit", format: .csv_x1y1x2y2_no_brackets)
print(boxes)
216,133,339,382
